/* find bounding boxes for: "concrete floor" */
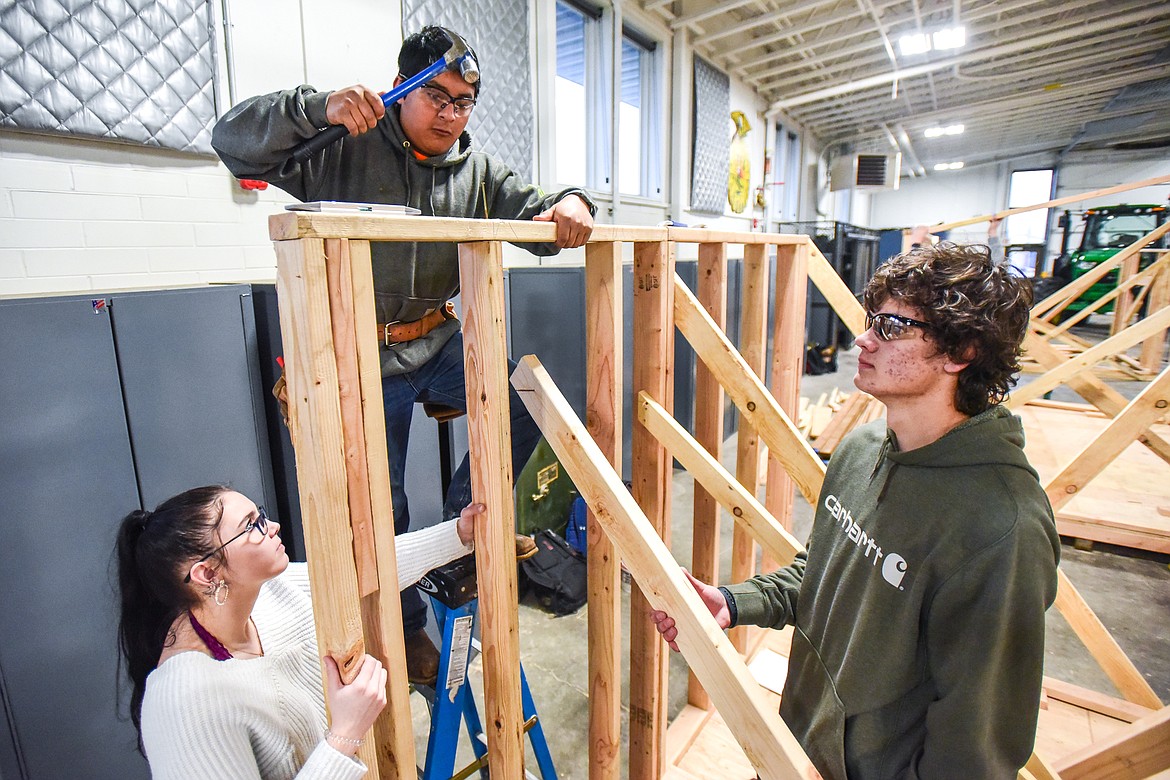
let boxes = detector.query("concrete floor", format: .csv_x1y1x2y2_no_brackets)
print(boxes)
411,318,1170,778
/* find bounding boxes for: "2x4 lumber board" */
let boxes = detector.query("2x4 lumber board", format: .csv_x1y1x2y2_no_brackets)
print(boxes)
329,238,413,776
806,242,867,336
766,244,811,551
929,174,1170,233
584,241,623,780
1054,514,1170,556
1053,568,1163,710
630,240,674,780
667,227,808,245
511,356,820,780
731,243,769,653
672,272,826,508
273,238,379,770
270,211,667,243
1110,251,1143,335
1052,705,1170,780
638,392,804,567
348,239,417,777
1039,253,1170,342
1022,334,1170,467
1141,266,1170,371
665,704,716,768
324,239,379,597
689,242,728,711
1045,364,1170,520
1009,305,1170,409
1043,677,1157,723
1034,221,1170,319
1023,751,1062,780
457,240,524,779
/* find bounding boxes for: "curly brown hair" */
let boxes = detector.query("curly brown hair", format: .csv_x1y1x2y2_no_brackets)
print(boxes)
863,242,1033,416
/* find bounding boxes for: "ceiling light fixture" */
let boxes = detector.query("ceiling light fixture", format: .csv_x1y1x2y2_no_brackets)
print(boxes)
932,26,966,51
898,26,966,56
898,33,931,56
924,124,965,138
933,162,965,171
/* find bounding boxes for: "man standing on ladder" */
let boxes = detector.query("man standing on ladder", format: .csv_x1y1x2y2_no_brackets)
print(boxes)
212,25,595,686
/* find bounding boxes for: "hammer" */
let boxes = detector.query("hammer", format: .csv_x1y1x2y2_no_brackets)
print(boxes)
291,27,479,164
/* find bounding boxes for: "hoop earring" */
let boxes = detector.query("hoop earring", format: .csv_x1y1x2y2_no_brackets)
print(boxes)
213,579,229,606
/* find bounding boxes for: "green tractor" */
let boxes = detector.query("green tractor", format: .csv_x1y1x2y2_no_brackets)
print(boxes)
1040,203,1168,316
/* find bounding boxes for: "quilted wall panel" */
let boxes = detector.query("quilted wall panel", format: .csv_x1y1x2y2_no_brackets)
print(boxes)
0,0,216,155
401,0,532,181
691,56,728,215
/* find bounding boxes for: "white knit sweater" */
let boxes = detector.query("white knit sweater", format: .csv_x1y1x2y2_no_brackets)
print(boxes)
140,521,471,779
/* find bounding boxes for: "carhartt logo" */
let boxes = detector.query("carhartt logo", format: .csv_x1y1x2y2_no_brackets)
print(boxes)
824,494,909,590
882,554,908,589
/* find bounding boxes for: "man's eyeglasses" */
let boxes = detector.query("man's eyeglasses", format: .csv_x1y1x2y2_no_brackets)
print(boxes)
418,84,476,117
184,506,269,582
865,312,933,342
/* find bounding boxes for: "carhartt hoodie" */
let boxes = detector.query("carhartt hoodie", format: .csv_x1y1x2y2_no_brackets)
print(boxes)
725,405,1059,779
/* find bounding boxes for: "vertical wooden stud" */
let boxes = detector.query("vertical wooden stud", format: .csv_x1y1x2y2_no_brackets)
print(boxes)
764,242,808,564
585,241,623,780
630,240,673,780
458,240,525,779
730,243,768,653
274,237,379,770
349,239,417,778
688,242,727,709
323,239,379,597
1140,267,1170,372
1111,250,1141,335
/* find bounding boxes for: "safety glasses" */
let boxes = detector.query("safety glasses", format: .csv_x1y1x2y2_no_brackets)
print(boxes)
865,311,933,342
419,84,476,117
184,506,269,582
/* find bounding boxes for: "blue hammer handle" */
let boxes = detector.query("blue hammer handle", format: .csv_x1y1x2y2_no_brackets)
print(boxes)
290,55,454,164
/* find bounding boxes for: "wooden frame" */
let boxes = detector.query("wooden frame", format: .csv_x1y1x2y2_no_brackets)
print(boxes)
269,212,1165,779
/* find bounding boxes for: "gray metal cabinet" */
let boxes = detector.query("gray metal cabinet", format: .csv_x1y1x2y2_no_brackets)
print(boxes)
0,285,275,779
0,294,146,780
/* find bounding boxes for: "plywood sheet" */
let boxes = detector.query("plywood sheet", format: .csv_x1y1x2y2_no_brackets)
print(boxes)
1017,404,1170,552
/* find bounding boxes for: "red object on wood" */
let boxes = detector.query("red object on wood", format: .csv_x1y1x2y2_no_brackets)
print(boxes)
238,178,268,191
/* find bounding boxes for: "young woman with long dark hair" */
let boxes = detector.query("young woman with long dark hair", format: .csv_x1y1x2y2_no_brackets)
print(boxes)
116,485,482,778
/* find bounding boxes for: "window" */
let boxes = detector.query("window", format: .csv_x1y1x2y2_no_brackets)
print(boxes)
773,125,801,223
1007,169,1054,245
619,30,661,198
554,3,590,188
554,1,661,199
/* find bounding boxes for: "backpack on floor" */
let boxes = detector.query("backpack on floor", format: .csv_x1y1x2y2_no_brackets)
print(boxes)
520,529,588,616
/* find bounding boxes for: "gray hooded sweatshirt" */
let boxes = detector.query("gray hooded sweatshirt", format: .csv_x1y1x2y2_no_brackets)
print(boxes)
211,85,594,375
725,406,1060,779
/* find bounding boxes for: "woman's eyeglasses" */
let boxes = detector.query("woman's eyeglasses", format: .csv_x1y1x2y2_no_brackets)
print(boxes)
865,312,932,342
184,507,269,582
418,84,476,117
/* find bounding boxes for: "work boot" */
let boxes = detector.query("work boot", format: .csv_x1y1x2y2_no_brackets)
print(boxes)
515,534,538,561
404,628,439,686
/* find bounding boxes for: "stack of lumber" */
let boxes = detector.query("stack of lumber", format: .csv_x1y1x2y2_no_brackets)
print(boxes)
799,389,886,458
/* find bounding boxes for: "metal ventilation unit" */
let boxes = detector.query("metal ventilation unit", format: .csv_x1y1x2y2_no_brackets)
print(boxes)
830,153,902,191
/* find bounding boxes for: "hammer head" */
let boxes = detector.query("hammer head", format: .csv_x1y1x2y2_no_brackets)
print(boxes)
439,27,480,85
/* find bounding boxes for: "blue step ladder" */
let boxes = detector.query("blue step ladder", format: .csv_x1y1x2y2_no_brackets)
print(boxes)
418,556,557,780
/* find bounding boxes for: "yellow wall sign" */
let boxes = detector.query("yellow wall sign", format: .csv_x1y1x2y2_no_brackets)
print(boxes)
728,110,751,214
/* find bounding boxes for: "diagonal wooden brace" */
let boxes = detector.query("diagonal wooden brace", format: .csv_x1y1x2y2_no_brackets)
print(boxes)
512,355,820,780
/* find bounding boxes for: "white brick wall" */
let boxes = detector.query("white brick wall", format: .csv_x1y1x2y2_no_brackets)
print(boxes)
0,130,294,298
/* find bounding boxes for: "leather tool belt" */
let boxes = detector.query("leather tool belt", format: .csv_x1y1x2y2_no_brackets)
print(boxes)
378,302,457,347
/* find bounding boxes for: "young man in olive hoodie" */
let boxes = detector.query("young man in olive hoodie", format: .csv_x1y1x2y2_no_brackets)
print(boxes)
211,26,595,685
652,243,1060,778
